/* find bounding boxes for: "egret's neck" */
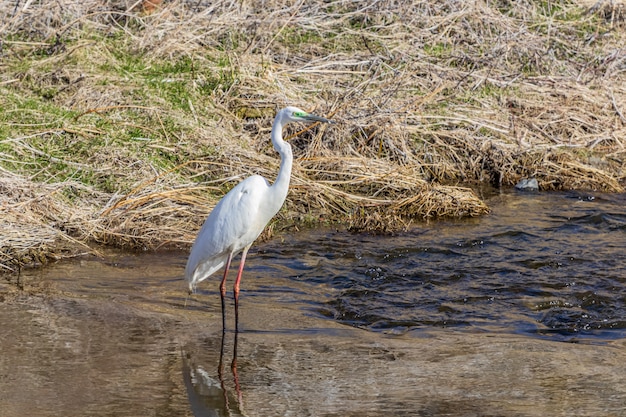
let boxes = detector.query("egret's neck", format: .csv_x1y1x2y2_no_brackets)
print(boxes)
270,116,293,199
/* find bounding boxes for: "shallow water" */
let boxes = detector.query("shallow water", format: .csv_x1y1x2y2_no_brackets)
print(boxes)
1,190,625,416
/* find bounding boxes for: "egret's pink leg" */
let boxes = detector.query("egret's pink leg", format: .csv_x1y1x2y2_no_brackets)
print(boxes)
233,245,251,334
220,253,233,333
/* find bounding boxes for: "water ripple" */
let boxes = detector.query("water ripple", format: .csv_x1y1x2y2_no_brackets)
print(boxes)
275,191,626,342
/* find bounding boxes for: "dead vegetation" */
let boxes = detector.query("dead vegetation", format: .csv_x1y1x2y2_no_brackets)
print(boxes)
0,0,625,271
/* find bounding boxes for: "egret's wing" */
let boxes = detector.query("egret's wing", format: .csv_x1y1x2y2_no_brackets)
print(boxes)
185,176,270,287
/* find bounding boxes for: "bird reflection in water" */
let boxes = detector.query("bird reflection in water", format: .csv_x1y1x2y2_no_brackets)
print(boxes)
220,329,243,412
181,331,245,417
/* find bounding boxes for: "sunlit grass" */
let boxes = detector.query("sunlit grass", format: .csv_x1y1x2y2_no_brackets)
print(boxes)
0,0,624,269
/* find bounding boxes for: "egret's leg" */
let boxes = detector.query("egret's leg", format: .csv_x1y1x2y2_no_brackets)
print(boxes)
233,245,251,333
220,253,233,333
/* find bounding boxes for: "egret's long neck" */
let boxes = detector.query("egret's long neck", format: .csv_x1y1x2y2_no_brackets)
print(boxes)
270,116,293,200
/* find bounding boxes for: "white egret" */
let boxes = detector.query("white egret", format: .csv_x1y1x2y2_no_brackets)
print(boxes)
185,106,333,331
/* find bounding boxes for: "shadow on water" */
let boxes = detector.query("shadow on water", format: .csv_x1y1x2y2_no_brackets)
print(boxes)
1,190,626,416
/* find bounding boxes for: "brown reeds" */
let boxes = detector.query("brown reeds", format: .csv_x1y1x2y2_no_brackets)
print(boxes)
0,0,625,272
0,171,90,272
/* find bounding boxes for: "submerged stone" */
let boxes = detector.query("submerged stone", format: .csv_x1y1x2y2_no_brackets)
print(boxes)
515,178,539,191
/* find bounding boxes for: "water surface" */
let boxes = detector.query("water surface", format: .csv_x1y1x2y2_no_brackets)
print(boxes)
259,191,626,341
1,190,625,416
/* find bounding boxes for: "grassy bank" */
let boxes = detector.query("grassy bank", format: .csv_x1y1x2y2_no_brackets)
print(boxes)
1,0,625,272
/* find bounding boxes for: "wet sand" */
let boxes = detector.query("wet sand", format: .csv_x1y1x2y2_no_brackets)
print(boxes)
1,252,625,417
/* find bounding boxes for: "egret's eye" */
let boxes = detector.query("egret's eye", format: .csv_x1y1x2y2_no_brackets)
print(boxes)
293,111,307,118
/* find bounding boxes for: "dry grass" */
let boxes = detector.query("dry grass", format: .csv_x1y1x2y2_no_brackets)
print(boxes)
0,170,91,272
0,0,625,271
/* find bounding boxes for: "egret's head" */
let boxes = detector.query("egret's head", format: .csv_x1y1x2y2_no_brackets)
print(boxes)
281,106,333,124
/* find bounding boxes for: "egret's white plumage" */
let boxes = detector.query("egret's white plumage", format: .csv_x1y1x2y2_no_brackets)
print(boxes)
185,106,332,329
185,174,285,291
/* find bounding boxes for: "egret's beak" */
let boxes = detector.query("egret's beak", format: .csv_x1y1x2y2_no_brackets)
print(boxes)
304,113,334,124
